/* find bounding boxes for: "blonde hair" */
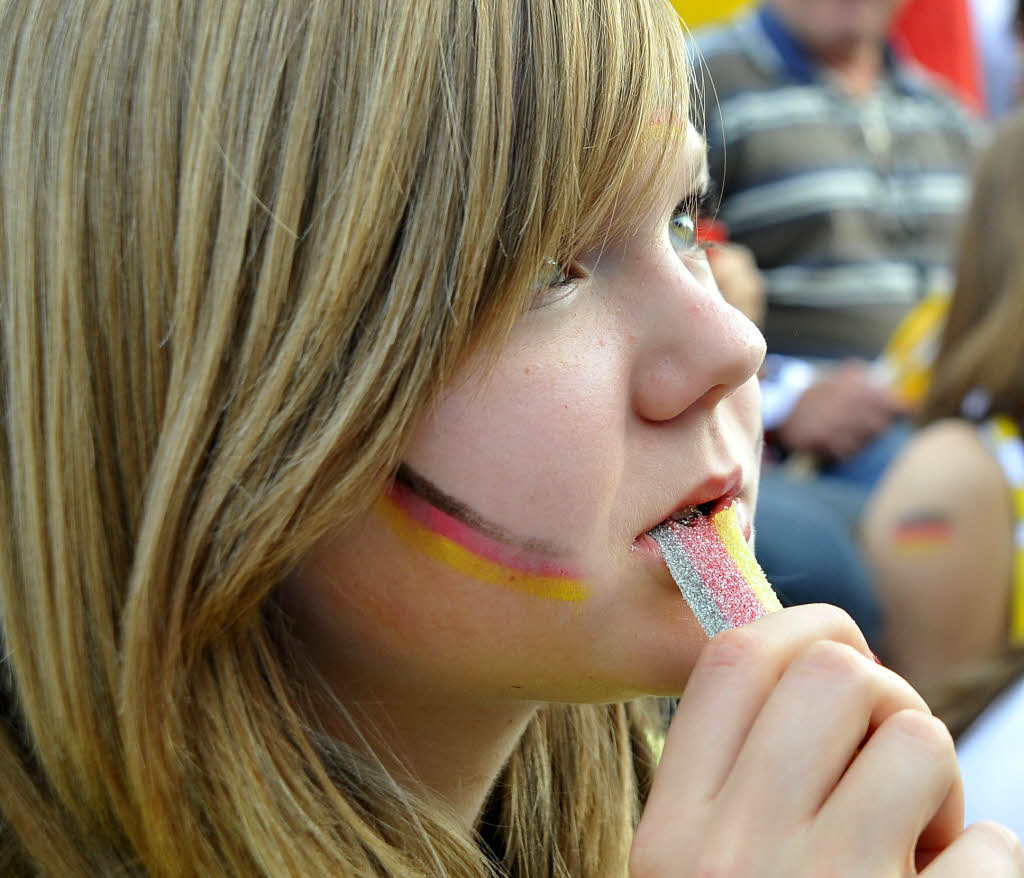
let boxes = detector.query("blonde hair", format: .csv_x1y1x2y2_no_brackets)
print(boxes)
923,108,1024,426
0,0,690,874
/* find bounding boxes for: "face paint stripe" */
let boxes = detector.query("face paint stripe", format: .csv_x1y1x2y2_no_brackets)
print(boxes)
378,495,588,603
387,480,577,578
395,466,567,558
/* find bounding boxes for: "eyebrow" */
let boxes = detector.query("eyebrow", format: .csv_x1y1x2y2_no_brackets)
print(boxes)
681,129,710,193
395,465,570,559
674,179,712,219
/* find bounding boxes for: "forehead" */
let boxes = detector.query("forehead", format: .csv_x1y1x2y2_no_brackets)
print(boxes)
573,119,707,249
641,120,708,210
679,122,709,192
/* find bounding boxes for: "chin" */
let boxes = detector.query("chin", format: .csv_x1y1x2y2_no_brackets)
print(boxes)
581,657,701,703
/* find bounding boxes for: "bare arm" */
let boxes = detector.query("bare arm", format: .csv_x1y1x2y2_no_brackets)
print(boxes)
861,419,1013,683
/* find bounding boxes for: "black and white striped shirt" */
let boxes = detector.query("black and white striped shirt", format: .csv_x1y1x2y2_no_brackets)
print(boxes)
694,5,980,358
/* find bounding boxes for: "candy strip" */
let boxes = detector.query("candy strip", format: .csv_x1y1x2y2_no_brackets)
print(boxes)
649,506,781,636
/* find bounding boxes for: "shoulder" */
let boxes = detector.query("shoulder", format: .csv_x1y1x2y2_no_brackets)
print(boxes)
692,19,744,59
873,419,1005,511
892,56,985,141
862,417,1012,582
691,13,775,93
863,418,1015,673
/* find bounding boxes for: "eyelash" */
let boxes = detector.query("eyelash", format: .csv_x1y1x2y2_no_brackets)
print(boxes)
529,259,583,310
669,189,713,257
530,189,715,310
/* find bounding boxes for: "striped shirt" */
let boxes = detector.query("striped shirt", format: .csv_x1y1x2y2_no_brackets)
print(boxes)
694,5,980,358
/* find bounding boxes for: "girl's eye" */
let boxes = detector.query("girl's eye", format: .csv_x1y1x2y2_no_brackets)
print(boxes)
529,259,581,310
669,200,719,289
669,208,699,254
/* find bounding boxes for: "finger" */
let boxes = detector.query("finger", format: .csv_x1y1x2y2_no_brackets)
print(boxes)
882,394,910,416
836,359,870,382
842,418,888,454
860,399,896,432
872,382,910,415
920,821,1023,876
651,605,870,808
720,640,929,826
821,709,962,870
827,432,865,461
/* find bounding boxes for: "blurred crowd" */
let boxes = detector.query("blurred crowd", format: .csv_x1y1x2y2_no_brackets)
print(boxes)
683,0,1024,840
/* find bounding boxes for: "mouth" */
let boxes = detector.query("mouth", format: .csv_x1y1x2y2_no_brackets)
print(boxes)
632,470,747,557
664,498,726,527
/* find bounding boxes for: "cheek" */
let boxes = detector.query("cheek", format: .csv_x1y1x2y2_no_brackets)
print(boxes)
405,338,627,538
733,376,763,435
379,490,589,602
286,515,488,658
720,376,764,480
287,509,592,691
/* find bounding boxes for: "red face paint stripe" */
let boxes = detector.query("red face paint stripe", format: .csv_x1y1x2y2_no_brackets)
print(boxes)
386,479,580,579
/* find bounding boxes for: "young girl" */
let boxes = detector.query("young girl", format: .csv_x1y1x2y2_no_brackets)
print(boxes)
863,108,1024,839
0,1,1018,875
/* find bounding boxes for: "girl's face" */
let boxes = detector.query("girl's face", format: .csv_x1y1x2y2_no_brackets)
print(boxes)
287,129,766,706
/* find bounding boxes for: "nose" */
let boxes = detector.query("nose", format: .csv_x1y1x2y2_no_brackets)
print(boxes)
630,257,766,422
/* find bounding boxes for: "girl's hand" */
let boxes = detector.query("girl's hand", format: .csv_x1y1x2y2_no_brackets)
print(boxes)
630,605,1024,877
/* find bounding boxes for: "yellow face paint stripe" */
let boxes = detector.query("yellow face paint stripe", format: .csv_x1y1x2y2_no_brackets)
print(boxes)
377,496,588,603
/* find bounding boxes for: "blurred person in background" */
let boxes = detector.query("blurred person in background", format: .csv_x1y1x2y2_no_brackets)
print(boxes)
694,0,978,473
863,108,1024,839
692,0,980,644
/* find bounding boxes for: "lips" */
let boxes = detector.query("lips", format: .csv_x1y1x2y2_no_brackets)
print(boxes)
665,499,717,527
639,468,743,539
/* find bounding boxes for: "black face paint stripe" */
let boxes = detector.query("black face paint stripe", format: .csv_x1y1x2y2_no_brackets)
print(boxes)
395,464,568,558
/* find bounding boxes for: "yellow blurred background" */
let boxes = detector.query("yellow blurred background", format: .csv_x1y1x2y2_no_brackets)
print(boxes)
669,0,751,30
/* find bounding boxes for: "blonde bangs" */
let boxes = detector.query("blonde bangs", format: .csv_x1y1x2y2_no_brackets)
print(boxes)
558,1,692,255
478,0,692,325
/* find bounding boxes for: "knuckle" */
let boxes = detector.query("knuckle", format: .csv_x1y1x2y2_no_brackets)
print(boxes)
794,639,868,683
802,602,863,643
881,709,955,759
